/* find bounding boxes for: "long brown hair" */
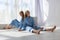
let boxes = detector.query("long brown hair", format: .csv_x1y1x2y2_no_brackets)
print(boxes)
25,10,30,18
19,11,24,20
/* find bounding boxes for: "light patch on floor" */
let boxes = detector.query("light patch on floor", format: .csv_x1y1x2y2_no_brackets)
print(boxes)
0,27,60,40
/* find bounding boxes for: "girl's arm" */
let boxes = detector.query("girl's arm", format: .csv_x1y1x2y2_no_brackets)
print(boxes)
25,18,33,26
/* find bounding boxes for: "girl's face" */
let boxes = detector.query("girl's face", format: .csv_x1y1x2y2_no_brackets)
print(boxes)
26,12,30,17
19,11,24,20
20,13,23,17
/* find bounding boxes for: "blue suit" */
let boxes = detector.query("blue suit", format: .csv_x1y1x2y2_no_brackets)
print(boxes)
10,19,26,30
24,16,41,32
24,17,34,27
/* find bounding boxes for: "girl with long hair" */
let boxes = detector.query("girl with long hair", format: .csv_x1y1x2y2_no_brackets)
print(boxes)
4,11,25,31
24,10,56,34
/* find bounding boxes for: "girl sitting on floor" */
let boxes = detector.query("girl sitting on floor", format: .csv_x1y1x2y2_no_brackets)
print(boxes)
4,11,25,31
24,10,56,34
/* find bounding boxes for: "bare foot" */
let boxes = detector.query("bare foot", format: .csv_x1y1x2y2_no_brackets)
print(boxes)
3,27,12,29
3,25,12,29
18,29,23,31
51,26,56,32
36,29,41,34
40,27,43,31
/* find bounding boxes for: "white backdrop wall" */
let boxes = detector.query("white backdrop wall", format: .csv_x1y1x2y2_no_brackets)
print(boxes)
0,0,35,24
0,0,60,27
46,0,60,26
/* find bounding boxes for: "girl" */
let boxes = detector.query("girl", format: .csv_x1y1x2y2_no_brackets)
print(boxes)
24,10,56,32
4,11,25,31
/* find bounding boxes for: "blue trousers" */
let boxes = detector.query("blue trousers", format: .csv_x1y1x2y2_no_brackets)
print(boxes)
10,19,20,28
10,19,26,30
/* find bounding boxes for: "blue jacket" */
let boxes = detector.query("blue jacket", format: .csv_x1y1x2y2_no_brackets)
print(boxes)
24,16,35,28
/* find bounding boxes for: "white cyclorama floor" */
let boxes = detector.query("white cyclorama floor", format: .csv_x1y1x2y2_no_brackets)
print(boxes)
0,27,60,40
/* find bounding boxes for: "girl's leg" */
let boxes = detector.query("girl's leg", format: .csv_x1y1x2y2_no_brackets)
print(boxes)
4,19,19,29
3,24,12,29
33,25,43,31
32,29,41,34
26,26,41,34
44,26,56,32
